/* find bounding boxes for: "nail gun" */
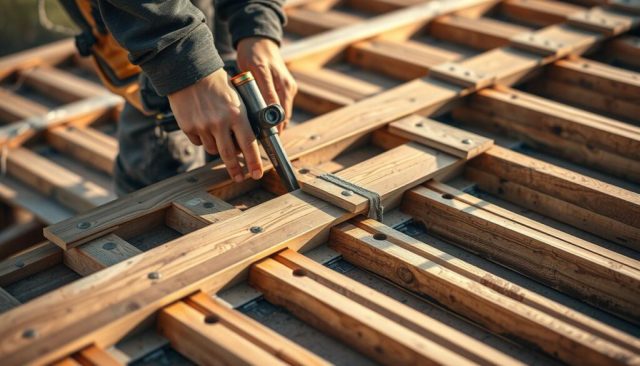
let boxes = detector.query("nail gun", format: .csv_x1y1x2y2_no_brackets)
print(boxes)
155,66,300,192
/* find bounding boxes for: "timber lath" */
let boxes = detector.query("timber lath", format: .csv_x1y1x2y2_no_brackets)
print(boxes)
0,0,639,365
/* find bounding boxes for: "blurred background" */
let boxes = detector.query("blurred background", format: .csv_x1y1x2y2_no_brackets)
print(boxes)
0,0,76,56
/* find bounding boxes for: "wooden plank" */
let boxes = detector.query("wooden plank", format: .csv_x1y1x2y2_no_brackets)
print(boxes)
250,257,477,366
500,0,585,26
0,87,48,122
0,241,61,287
282,0,491,67
0,217,43,260
300,143,458,214
6,148,115,213
184,291,329,366
19,66,108,104
468,146,640,229
273,249,521,365
158,301,289,366
0,287,20,313
388,115,493,158
46,126,118,175
430,15,531,50
453,86,640,181
286,8,364,36
402,184,640,322
164,191,242,234
64,234,141,276
330,220,640,365
339,218,640,354
75,345,123,366
346,38,471,81
567,8,635,36
0,39,75,80
2,142,458,365
291,67,389,102
548,57,640,104
465,167,640,249
607,36,640,68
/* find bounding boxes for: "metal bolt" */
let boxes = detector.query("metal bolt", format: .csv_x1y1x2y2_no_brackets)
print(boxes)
250,226,263,234
186,176,198,183
462,139,473,145
298,168,310,174
203,202,214,209
341,190,353,197
309,134,319,141
15,261,24,268
77,222,91,229
22,329,37,339
415,122,424,128
148,272,161,280
102,242,116,250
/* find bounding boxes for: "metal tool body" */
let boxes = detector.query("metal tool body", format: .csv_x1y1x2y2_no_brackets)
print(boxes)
155,70,300,192
231,71,300,191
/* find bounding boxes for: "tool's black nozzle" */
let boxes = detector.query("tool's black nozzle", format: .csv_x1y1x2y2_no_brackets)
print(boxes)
260,104,285,129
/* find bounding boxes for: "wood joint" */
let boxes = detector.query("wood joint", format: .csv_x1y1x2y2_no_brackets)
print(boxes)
568,9,632,36
429,62,496,89
510,32,572,57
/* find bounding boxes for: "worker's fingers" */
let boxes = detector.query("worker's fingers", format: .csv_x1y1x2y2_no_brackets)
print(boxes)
274,70,297,132
184,132,203,146
251,64,280,107
199,131,218,156
231,113,263,180
214,129,244,183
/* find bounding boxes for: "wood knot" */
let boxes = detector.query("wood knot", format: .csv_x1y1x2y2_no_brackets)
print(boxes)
396,266,415,284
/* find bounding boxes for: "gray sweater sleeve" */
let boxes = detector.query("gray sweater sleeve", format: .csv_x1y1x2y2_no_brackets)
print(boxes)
97,0,286,96
216,0,286,47
97,0,224,96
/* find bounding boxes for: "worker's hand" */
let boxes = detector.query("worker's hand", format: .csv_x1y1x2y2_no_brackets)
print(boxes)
237,37,297,133
167,67,263,183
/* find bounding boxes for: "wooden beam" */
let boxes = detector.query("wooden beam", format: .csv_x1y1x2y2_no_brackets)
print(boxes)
63,234,141,277
500,0,585,26
402,183,640,322
453,86,640,182
465,167,640,249
0,39,75,80
163,291,329,366
0,87,48,122
19,66,108,104
273,249,521,365
330,219,640,365
164,191,242,234
388,115,492,158
467,146,640,231
2,142,459,365
607,36,640,68
0,217,43,260
74,345,123,366
250,257,477,366
46,126,118,175
430,15,531,50
6,148,115,213
0,242,61,287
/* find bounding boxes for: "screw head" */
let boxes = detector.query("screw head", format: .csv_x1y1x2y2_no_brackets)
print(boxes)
341,190,353,197
77,222,91,229
250,226,263,234
15,261,24,268
203,202,214,209
148,272,161,280
102,242,116,250
461,139,473,145
298,168,310,174
415,122,424,128
22,329,37,339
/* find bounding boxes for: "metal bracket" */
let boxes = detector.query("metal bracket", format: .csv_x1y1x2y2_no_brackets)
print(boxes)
568,10,632,36
429,63,495,89
510,33,572,57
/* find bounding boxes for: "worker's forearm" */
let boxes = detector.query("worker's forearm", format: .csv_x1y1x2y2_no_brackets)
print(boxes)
97,0,224,95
